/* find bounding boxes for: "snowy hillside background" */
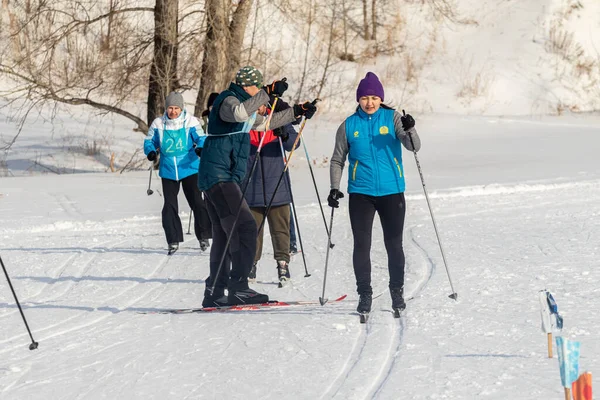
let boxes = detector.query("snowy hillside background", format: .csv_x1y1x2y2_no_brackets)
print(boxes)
1,0,600,399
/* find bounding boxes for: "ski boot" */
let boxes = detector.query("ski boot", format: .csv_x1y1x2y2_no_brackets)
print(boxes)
199,239,210,252
357,293,372,323
276,260,291,288
202,287,227,308
167,242,179,255
248,262,258,283
228,287,269,305
390,287,406,318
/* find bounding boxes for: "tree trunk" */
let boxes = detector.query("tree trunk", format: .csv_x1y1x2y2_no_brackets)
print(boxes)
341,0,348,55
362,0,370,40
2,0,21,53
296,0,313,102
246,0,261,64
194,0,229,117
371,0,377,41
102,0,116,52
147,0,180,126
195,0,253,117
227,0,253,80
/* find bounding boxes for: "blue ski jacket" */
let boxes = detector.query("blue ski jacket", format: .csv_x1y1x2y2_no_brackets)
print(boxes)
144,111,206,181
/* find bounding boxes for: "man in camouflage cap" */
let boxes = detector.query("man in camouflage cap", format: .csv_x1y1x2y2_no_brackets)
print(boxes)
198,66,318,307
235,66,263,87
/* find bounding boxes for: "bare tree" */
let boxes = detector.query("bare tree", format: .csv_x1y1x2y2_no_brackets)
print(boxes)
228,0,254,77
0,0,205,136
362,0,370,40
371,0,377,42
147,0,180,125
0,1,154,133
341,0,348,55
425,0,458,22
194,0,253,117
246,0,261,64
295,0,314,102
316,1,337,99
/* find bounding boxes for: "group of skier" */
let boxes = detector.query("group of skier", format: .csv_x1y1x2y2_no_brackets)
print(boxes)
143,67,420,315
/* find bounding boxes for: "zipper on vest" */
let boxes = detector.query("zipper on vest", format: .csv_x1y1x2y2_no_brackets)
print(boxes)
352,160,359,181
394,157,402,177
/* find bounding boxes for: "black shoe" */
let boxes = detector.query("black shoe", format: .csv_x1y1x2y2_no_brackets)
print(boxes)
202,287,226,307
248,262,257,282
228,287,269,305
357,293,372,313
199,239,210,252
390,287,406,311
289,243,298,255
168,243,179,255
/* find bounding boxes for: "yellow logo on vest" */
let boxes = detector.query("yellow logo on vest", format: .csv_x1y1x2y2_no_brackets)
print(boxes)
379,126,389,135
353,131,359,138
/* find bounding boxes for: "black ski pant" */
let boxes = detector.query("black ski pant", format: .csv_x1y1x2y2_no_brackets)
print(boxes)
349,192,406,296
161,174,212,245
205,182,257,293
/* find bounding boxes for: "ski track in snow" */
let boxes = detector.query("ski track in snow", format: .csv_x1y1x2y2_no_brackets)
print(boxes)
0,242,172,356
320,219,437,399
0,229,210,395
0,222,210,359
0,236,129,346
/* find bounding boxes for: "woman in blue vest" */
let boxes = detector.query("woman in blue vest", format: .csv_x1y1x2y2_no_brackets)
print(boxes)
328,72,421,315
144,92,211,255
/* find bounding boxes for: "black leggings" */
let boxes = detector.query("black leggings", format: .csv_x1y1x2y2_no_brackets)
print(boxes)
161,174,211,244
349,193,406,295
205,182,257,292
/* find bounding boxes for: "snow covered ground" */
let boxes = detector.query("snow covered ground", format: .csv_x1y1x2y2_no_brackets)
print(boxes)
1,113,599,399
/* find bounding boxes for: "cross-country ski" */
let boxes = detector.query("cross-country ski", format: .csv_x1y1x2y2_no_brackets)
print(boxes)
139,295,347,314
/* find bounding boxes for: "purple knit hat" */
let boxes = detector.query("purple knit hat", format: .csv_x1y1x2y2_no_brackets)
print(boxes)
356,72,384,102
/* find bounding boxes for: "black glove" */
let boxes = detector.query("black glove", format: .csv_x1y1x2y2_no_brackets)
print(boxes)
401,112,415,131
264,79,288,97
273,127,289,142
195,147,202,157
327,189,344,208
147,151,157,162
293,102,317,119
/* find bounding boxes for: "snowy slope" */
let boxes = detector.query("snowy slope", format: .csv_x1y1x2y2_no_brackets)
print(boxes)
252,0,600,115
1,114,599,399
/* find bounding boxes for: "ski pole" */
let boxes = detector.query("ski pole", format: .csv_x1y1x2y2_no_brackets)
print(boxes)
260,132,268,208
403,110,457,300
146,164,154,196
209,98,279,294
0,255,39,350
319,208,335,305
300,137,334,248
186,209,192,235
278,137,310,277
